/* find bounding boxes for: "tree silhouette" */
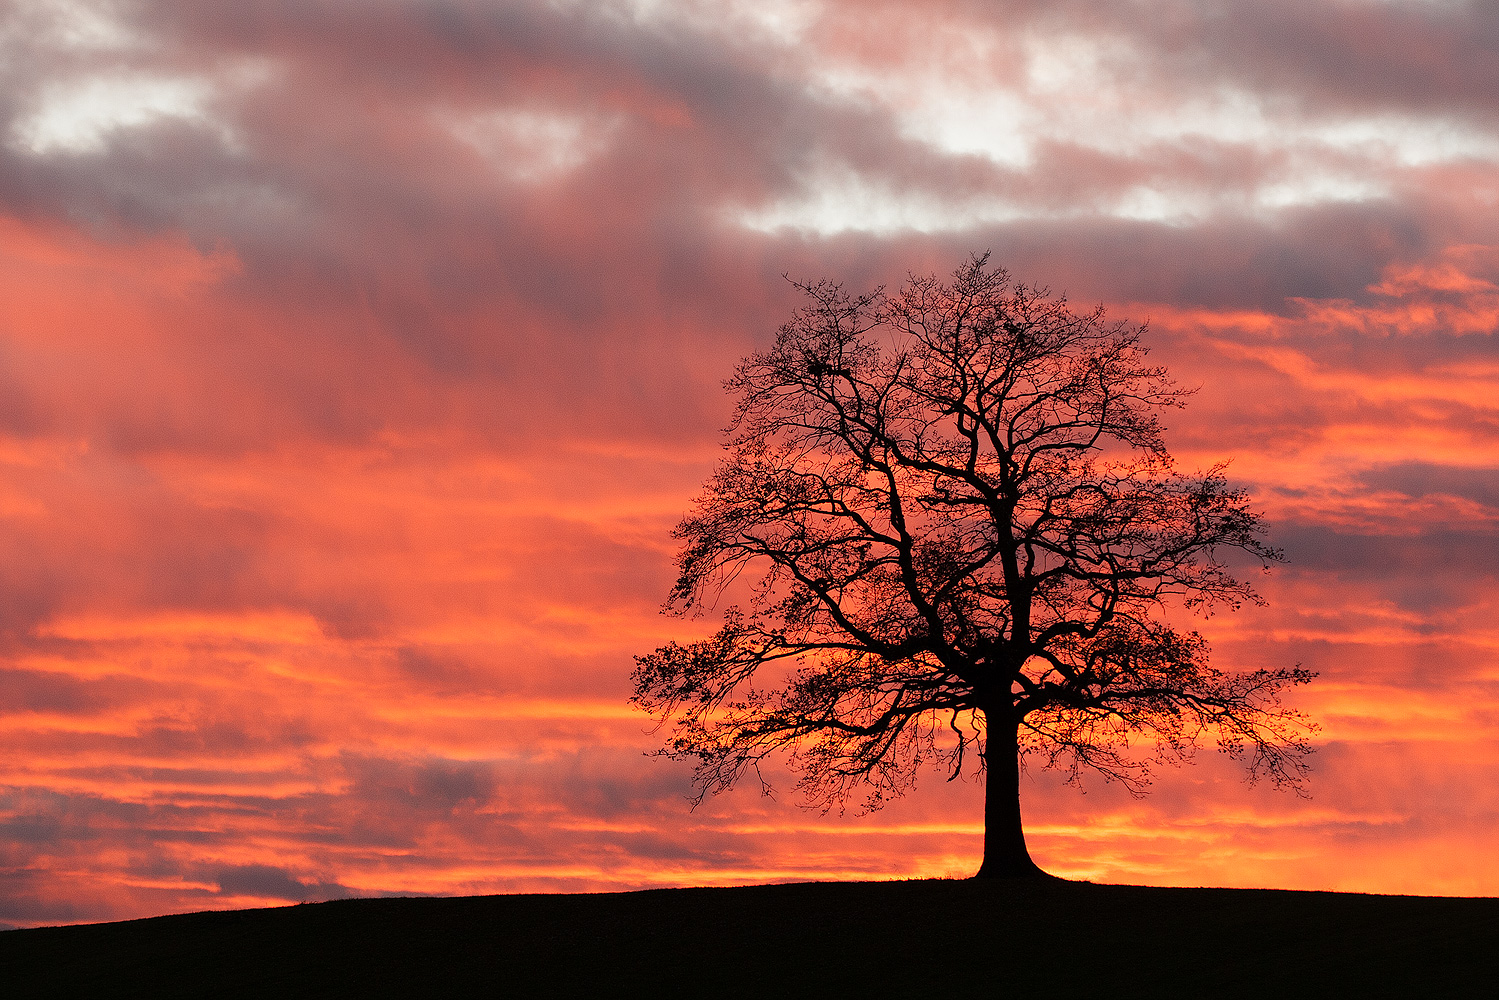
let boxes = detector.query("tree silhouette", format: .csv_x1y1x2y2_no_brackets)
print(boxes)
633,255,1315,877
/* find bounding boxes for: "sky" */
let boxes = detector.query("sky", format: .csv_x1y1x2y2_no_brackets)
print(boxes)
1,0,1498,928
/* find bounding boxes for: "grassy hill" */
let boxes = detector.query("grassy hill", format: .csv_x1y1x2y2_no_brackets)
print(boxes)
3,877,1496,998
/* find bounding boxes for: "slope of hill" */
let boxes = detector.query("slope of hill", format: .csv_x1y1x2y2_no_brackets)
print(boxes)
3,878,1495,998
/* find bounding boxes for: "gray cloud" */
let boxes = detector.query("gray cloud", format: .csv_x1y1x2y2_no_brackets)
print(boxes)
1361,462,1499,511
212,862,351,902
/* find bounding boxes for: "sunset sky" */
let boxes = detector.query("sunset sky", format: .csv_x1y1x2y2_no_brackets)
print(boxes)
3,0,1499,928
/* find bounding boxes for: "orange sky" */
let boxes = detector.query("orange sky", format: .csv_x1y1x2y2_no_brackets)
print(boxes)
3,0,1499,927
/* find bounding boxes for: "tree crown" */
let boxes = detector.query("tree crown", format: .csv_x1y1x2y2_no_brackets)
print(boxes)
634,254,1314,812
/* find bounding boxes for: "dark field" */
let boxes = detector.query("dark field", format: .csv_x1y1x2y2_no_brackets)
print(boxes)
3,878,1496,998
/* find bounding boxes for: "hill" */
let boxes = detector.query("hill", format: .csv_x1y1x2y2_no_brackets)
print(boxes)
3,877,1495,997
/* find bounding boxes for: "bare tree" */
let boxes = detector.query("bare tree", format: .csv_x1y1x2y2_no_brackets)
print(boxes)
632,254,1315,878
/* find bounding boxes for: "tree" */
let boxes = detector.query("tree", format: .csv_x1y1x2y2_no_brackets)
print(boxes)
632,254,1315,878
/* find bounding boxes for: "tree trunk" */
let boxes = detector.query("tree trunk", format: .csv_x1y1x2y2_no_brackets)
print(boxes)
975,715,1047,878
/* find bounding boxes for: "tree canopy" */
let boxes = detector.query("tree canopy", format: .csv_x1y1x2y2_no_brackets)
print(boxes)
632,254,1315,876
